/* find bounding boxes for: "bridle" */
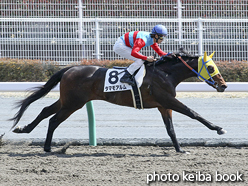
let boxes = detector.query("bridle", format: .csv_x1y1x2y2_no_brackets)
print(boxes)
177,56,216,87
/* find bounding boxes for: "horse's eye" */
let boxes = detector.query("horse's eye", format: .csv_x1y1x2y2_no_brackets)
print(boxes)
207,65,215,73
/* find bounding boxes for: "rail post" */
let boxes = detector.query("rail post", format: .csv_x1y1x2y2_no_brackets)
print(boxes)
196,18,205,56
76,0,86,59
174,0,185,45
92,18,103,60
86,101,96,146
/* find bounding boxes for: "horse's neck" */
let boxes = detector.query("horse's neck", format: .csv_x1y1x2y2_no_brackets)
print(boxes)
165,57,197,86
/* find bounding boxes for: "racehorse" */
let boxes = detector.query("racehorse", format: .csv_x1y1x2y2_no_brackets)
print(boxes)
11,50,227,153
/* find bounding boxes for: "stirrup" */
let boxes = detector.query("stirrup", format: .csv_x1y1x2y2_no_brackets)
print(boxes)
120,71,135,86
120,76,135,86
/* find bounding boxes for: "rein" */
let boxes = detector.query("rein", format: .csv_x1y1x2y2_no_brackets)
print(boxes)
149,61,156,95
149,54,157,95
177,56,216,86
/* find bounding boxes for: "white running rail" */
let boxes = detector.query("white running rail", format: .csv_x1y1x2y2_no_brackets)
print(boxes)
0,82,247,92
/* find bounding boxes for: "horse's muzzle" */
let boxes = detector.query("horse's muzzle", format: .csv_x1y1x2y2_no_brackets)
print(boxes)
216,84,227,92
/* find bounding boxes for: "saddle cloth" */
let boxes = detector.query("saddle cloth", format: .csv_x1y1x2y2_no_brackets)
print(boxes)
104,64,145,92
104,65,146,109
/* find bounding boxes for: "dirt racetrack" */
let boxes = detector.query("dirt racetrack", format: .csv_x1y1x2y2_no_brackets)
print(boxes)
0,143,247,186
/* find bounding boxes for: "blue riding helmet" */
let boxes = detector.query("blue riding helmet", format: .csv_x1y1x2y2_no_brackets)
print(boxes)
151,25,167,36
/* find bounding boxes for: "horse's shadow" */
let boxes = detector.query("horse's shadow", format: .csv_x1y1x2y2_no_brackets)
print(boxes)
3,145,171,158
5,151,170,158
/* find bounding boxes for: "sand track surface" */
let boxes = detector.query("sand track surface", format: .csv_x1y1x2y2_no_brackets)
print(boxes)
0,144,247,186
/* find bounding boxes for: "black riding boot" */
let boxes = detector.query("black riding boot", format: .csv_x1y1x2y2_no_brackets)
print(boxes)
120,70,135,86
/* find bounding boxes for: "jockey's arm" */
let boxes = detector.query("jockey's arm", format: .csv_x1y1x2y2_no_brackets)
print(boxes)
151,43,167,56
131,38,147,60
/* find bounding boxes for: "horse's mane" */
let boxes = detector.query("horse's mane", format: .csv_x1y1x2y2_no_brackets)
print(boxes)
144,49,198,75
155,48,199,66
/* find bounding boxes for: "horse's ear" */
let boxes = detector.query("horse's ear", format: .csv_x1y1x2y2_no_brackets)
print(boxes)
209,51,215,59
204,51,208,62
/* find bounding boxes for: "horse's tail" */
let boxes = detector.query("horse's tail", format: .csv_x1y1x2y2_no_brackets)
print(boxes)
10,66,73,129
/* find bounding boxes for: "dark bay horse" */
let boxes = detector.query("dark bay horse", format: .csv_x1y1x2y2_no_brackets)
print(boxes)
11,52,227,153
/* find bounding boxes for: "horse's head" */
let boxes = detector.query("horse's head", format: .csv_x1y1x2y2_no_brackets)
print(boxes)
164,49,227,92
151,50,227,92
197,51,227,92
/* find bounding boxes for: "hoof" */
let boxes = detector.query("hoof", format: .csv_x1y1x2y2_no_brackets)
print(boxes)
44,147,51,152
176,149,190,154
177,150,190,154
0,133,5,139
217,129,227,135
12,126,22,133
184,151,190,154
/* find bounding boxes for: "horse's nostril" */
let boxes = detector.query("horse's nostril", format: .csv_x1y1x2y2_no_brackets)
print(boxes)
221,85,227,89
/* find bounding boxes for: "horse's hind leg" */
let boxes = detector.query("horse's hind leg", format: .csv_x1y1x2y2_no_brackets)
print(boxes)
44,107,78,152
13,100,61,133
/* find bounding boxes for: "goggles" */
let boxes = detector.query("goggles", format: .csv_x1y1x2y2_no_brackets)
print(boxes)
158,35,164,40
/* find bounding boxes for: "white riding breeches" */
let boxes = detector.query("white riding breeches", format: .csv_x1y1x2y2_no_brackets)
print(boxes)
113,37,144,74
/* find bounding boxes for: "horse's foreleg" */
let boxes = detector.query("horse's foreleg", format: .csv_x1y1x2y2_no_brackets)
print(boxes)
167,98,226,134
158,107,185,153
13,100,61,134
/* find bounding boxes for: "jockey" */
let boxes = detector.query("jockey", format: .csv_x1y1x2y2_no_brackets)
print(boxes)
113,24,168,86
